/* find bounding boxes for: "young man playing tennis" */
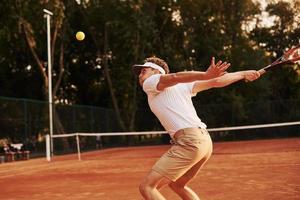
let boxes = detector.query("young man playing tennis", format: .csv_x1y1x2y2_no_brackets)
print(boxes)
133,57,260,200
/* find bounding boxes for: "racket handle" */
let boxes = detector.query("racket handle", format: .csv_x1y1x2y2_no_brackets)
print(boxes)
245,69,264,82
258,69,266,75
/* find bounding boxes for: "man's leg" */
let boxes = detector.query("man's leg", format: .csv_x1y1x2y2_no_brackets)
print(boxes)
139,170,172,200
168,129,213,200
169,156,210,200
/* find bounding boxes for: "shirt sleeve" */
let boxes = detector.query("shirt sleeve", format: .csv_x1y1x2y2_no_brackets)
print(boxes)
143,74,161,94
185,82,197,97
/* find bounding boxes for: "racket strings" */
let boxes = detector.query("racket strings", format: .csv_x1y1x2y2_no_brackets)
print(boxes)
283,46,300,64
291,48,300,64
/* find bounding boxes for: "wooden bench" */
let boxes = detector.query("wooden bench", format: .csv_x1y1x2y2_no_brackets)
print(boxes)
5,144,30,162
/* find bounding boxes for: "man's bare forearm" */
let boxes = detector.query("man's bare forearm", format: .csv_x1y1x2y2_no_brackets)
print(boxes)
192,70,260,93
213,72,245,88
157,71,211,90
161,71,210,84
157,59,230,90
170,71,211,82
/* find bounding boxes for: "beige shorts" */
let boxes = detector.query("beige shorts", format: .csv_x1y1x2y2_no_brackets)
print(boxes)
152,128,213,181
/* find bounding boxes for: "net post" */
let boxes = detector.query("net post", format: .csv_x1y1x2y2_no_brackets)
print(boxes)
43,9,54,158
46,134,51,161
76,134,81,161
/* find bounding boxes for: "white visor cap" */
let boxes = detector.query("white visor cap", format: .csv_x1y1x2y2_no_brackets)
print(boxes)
132,62,166,75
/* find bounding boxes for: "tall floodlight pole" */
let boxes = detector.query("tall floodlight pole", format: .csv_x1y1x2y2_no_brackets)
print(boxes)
43,9,54,160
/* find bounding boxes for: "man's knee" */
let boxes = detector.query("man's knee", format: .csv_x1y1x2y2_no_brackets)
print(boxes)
139,177,159,196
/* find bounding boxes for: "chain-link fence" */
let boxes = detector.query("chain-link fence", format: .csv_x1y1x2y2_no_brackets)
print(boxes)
0,96,299,155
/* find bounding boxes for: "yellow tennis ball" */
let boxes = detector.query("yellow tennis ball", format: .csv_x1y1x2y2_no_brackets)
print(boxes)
76,31,85,41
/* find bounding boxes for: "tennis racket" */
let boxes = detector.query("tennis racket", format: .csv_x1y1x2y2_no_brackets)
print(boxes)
258,44,300,75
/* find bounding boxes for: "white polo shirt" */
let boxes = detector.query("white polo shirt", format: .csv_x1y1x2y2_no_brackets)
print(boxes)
143,74,207,137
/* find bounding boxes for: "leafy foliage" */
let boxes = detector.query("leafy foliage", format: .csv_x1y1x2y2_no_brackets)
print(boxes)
0,0,299,133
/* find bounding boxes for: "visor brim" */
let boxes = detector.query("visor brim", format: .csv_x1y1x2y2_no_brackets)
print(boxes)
132,64,147,75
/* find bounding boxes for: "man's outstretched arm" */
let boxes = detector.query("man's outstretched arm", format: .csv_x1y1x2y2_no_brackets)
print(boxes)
157,57,230,91
192,70,261,94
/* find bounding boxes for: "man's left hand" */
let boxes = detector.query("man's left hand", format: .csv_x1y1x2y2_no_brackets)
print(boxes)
205,57,231,79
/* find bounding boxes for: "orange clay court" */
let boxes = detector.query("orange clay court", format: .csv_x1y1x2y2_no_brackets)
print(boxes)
0,138,299,200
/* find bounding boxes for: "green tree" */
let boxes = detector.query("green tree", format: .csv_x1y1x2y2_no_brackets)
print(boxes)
0,0,299,139
250,0,300,100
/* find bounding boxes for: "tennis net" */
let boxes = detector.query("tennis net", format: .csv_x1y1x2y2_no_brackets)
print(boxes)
47,121,300,161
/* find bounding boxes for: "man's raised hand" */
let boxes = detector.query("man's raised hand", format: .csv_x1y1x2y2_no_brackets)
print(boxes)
205,57,230,79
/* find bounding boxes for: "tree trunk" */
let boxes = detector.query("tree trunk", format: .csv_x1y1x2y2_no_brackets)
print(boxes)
103,24,126,131
19,7,70,151
78,4,127,132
